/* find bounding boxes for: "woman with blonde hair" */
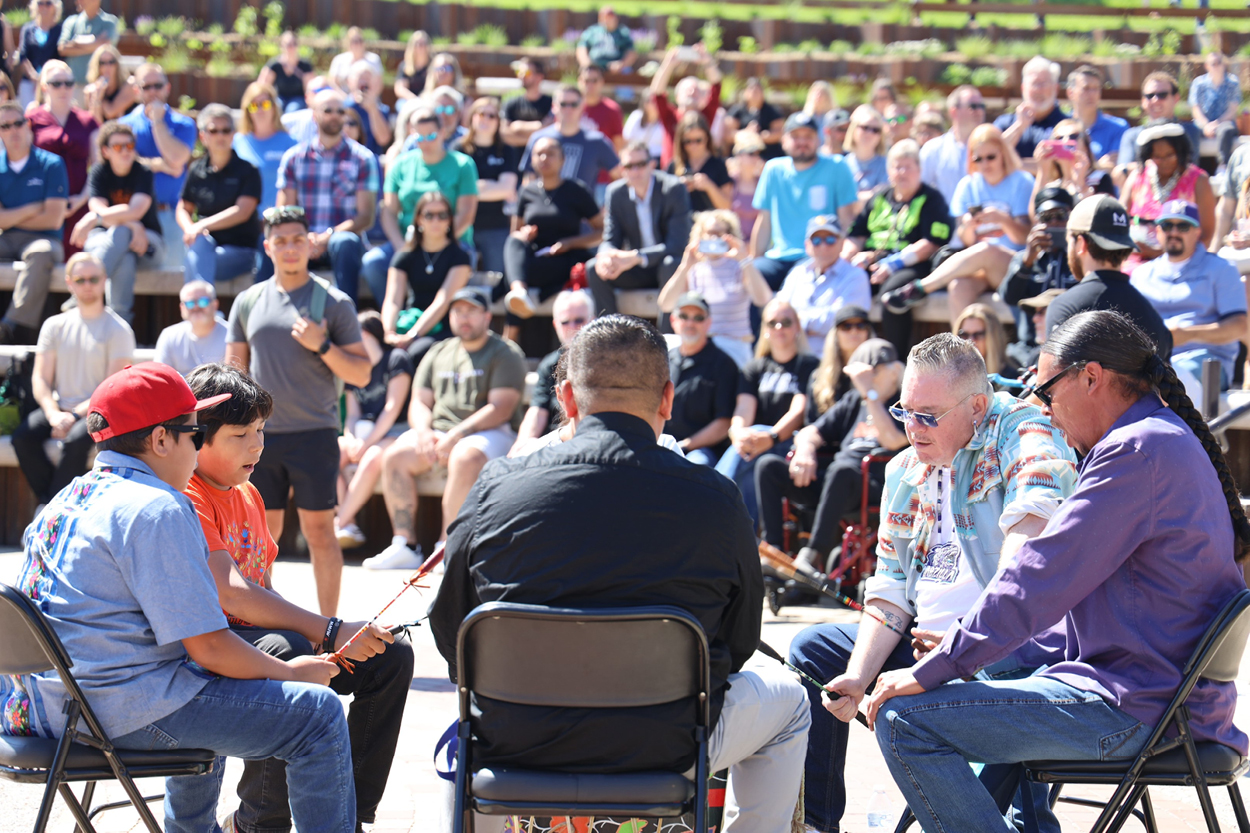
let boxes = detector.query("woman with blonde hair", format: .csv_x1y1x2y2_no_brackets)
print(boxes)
803,81,836,134
394,30,431,101
29,59,97,255
328,26,382,91
1029,118,1098,215
843,104,890,207
716,296,818,525
954,302,1017,380
658,208,773,367
232,81,295,281
82,43,135,123
422,52,463,96
880,123,1034,327
806,305,873,421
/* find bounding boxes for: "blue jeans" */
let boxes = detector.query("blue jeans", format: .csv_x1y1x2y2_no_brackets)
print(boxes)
85,225,165,325
876,674,1148,833
158,207,185,271
185,234,257,285
714,425,792,528
686,447,718,467
360,241,394,307
789,624,1059,833
1172,348,1230,392
310,230,365,304
475,226,509,277
112,675,355,833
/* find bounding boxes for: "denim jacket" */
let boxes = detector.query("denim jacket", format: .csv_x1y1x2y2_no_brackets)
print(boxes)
865,392,1078,616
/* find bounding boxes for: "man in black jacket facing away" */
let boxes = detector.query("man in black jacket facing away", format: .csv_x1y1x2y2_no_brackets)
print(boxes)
430,314,810,833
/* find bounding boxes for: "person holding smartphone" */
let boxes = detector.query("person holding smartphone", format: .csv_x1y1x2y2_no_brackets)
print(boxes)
999,187,1079,366
659,209,772,367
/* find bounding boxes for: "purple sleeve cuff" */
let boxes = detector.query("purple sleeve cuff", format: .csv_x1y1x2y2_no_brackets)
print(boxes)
912,651,961,691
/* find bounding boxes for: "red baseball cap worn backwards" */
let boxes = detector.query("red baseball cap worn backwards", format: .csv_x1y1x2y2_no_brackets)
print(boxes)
88,362,232,442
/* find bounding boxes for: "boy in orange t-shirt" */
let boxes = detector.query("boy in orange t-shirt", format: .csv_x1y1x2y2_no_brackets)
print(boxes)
183,363,414,833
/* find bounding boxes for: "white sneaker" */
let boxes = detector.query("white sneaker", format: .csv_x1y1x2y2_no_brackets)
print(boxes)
336,522,367,549
362,538,425,570
504,287,536,319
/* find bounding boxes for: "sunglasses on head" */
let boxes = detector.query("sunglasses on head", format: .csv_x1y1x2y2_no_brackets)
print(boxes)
1025,362,1084,408
247,99,274,112
183,296,214,310
972,153,999,164
888,393,974,429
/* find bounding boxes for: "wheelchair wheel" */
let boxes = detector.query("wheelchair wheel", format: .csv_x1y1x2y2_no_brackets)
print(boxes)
823,546,868,607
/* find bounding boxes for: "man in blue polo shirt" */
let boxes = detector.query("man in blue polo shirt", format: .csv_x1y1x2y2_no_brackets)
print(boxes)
0,100,68,344
120,62,197,271
751,112,858,294
1131,199,1247,390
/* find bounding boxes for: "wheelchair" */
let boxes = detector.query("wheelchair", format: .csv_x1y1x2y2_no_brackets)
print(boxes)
764,452,893,615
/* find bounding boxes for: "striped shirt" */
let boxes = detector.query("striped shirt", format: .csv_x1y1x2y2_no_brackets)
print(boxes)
687,257,752,340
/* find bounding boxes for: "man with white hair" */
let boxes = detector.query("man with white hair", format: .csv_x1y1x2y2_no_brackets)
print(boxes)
920,84,986,203
155,280,227,376
346,61,392,153
510,289,595,455
994,57,1068,166
788,332,1078,833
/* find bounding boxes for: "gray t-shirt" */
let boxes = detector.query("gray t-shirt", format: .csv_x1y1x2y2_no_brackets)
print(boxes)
36,307,135,410
57,10,119,85
226,276,362,433
154,319,228,377
6,452,228,740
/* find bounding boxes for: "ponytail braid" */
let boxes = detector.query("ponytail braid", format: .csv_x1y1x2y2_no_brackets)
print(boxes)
1044,310,1250,562
1144,354,1250,561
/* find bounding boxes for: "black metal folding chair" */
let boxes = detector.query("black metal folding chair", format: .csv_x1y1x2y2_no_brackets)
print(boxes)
451,602,711,833
0,583,216,833
1023,587,1250,833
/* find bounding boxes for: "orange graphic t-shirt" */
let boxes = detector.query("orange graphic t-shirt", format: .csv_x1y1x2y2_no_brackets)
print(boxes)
184,471,279,627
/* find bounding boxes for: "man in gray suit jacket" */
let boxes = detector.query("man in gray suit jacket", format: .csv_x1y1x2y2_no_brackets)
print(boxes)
587,141,693,315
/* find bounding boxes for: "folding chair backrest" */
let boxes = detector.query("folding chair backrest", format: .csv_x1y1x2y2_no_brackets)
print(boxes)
1193,589,1250,683
0,585,66,677
458,603,709,714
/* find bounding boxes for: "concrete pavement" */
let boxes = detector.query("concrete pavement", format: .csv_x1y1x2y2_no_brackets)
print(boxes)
2,549,1249,833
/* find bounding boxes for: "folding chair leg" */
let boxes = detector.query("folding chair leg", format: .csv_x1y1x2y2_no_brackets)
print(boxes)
1228,783,1250,833
74,782,96,833
892,806,917,833
32,774,62,833
57,783,100,833
1194,779,1224,833
1106,783,1149,833
1141,787,1159,833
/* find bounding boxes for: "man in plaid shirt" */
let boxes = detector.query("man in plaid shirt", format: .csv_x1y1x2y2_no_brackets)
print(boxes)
275,88,378,304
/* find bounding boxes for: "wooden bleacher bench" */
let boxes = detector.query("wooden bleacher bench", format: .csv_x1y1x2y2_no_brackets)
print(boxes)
0,263,256,298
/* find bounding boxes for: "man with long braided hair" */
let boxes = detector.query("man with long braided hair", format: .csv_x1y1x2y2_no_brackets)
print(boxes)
862,309,1250,833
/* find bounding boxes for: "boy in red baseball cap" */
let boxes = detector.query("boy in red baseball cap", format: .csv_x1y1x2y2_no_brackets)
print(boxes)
3,362,359,833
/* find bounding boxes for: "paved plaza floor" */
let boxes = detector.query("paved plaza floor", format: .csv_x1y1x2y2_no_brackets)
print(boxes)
2,549,1249,833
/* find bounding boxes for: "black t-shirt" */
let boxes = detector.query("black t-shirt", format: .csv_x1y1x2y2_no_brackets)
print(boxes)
813,387,905,461
515,179,599,248
19,21,61,73
503,93,553,126
88,161,162,235
180,151,263,248
266,58,313,101
849,183,952,255
666,341,740,454
532,346,562,415
398,64,428,96
349,346,415,421
453,138,518,231
728,102,784,159
739,353,819,427
666,155,731,214
1045,269,1174,358
389,241,473,312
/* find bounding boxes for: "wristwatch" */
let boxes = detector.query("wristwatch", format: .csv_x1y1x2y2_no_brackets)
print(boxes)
768,430,780,444
866,389,880,402
317,336,332,355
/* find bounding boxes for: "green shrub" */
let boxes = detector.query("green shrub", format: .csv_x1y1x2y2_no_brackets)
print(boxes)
234,6,258,37
297,24,321,39
737,35,758,54
160,44,193,74
700,19,723,54
521,34,546,48
135,16,157,36
475,24,509,47
797,38,825,54
263,1,285,38
206,22,224,36
157,16,189,38
667,15,684,48
1039,33,1092,59
942,63,973,85
955,35,993,60
828,39,854,55
970,65,1007,87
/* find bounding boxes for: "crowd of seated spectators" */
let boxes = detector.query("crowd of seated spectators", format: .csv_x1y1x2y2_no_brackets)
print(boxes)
4,18,1250,594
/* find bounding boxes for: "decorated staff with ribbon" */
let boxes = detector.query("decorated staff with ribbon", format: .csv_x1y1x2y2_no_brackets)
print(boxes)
787,332,1078,833
182,363,415,833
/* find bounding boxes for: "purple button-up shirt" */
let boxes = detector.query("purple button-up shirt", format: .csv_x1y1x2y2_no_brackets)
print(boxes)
913,395,1248,754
